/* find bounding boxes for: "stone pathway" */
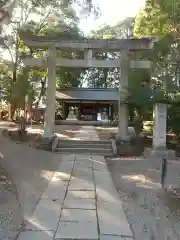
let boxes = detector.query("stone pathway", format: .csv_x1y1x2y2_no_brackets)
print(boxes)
16,126,133,239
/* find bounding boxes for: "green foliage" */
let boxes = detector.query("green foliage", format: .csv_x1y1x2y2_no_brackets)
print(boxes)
0,0,87,112
154,0,180,38
11,73,34,108
134,1,170,37
85,20,134,88
133,0,180,105
168,105,180,141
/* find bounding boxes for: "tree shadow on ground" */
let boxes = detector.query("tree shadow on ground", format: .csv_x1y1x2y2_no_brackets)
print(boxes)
7,154,124,239
105,156,180,239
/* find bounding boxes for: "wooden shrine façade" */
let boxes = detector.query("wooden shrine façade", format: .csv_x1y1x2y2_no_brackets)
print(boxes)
55,88,119,121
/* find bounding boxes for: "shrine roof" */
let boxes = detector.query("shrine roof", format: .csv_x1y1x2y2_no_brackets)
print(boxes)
56,88,119,102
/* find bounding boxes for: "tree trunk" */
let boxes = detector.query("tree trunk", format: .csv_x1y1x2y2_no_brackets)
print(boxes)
35,78,47,108
8,102,16,120
8,31,19,120
133,108,143,136
26,102,32,122
8,103,12,120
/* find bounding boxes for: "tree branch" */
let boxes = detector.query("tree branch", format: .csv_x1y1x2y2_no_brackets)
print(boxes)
35,7,52,35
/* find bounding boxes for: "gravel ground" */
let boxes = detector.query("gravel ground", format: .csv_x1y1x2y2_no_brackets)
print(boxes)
106,156,180,240
0,122,23,239
0,163,23,240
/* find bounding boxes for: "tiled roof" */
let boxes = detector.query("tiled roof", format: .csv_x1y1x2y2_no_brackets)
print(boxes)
56,88,119,102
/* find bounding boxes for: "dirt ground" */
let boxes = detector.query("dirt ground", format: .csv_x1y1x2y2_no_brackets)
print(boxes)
53,125,81,140
106,156,180,240
95,126,117,140
0,162,22,240
0,121,64,239
1,123,81,145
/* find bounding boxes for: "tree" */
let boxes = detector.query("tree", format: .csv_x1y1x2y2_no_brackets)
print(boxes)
83,19,134,88
153,0,180,40
0,0,16,33
133,0,180,142
0,0,100,33
0,0,86,119
134,0,170,38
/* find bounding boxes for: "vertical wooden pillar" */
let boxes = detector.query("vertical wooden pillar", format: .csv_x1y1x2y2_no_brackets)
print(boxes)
44,47,56,138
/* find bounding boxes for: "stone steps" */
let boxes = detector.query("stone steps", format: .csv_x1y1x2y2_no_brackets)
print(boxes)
56,147,113,156
58,139,111,144
54,120,117,126
58,140,111,149
56,140,113,156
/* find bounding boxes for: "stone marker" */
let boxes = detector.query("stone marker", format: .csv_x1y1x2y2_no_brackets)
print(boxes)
51,134,58,152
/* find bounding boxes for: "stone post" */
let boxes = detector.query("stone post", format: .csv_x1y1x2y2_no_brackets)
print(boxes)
144,103,176,160
118,51,129,140
44,47,56,138
153,103,167,148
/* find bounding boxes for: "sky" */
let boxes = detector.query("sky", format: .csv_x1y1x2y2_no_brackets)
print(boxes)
3,0,146,36
78,0,146,34
1,0,146,61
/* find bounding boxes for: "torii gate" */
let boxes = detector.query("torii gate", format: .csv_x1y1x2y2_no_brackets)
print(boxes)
22,37,153,139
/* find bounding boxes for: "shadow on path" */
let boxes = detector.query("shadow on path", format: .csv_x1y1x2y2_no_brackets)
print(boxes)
0,131,62,239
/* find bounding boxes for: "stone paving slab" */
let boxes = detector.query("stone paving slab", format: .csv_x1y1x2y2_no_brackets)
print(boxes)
68,179,95,191
57,162,74,174
55,221,98,239
72,170,94,182
100,235,132,240
94,170,116,189
25,199,62,231
58,159,75,166
75,156,92,161
74,160,93,168
96,187,120,203
97,201,133,237
61,154,76,162
64,198,96,209
92,156,109,171
73,165,93,173
93,168,113,183
66,190,95,199
60,208,97,222
41,181,68,201
94,171,120,203
52,171,71,181
17,231,54,240
92,161,108,171
95,181,120,200
73,166,93,175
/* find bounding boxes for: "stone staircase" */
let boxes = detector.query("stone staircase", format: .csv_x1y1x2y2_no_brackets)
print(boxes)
56,139,113,156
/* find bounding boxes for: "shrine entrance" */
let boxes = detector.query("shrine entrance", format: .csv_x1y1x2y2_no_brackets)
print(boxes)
22,37,153,139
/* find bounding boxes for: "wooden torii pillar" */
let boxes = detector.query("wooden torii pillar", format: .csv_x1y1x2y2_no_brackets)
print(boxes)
22,37,153,138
